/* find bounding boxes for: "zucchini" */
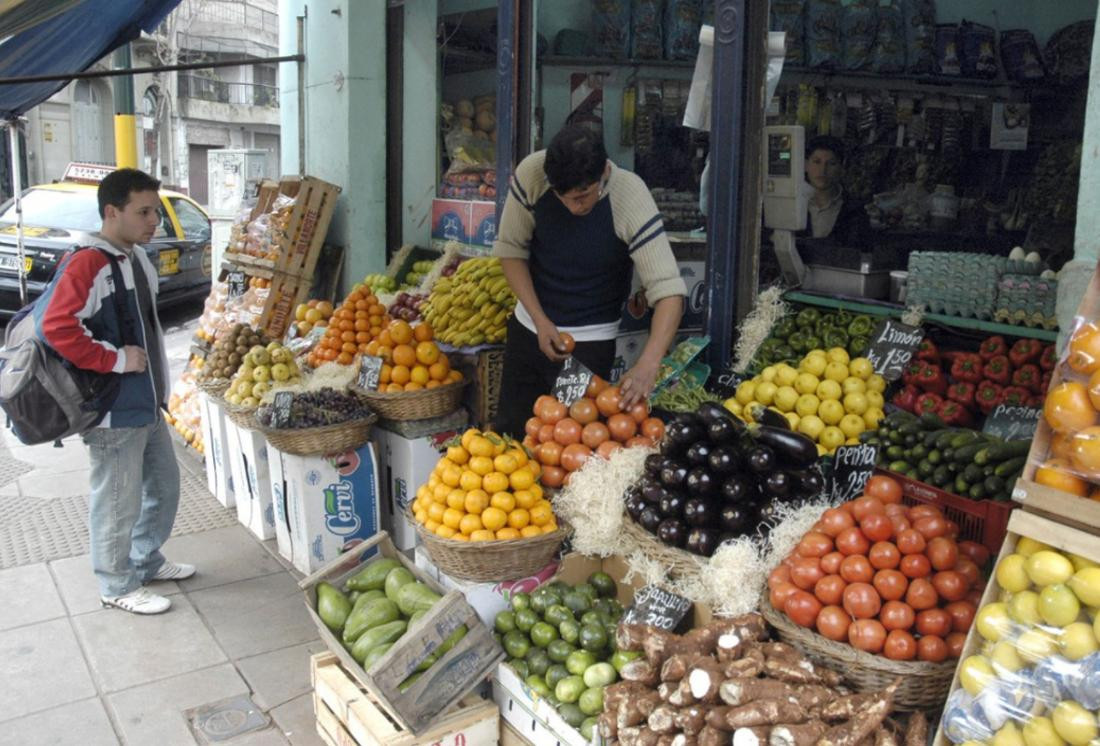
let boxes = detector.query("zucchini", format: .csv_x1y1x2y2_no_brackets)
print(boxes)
911,444,929,461
984,440,1033,462
932,464,953,487
928,450,942,465
969,483,987,500
918,460,935,478
974,447,992,466
962,464,985,483
955,475,970,494
993,456,1028,478
919,412,947,429
898,422,923,436
886,445,906,461
888,460,912,473
954,442,990,464
984,476,1005,493
935,430,962,450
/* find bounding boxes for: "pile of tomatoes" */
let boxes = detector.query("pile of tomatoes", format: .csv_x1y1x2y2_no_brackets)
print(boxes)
768,474,990,662
523,378,666,489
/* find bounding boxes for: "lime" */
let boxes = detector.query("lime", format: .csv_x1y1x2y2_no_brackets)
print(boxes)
524,673,551,698
816,379,843,401
795,393,821,417
530,622,559,648
565,649,597,676
547,639,577,663
544,604,573,627
555,675,586,704
503,630,531,659
515,607,539,633
578,687,605,716
557,702,586,728
559,619,580,644
509,658,529,679
587,571,616,598
511,591,531,612
794,372,820,395
579,623,609,653
495,611,516,634
525,647,551,676
545,663,570,689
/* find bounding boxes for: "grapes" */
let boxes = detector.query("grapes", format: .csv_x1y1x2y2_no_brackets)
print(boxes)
257,387,373,429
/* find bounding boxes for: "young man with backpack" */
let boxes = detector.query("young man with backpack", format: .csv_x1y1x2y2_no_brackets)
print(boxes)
33,168,194,614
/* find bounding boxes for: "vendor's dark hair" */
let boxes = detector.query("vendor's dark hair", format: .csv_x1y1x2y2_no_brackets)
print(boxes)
806,135,845,163
545,125,608,193
98,168,161,218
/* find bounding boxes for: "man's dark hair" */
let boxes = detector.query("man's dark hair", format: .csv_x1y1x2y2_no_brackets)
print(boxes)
98,168,161,218
806,135,845,163
544,125,608,194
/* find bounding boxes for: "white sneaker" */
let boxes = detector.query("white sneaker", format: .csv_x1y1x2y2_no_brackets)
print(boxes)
101,587,171,615
150,562,196,582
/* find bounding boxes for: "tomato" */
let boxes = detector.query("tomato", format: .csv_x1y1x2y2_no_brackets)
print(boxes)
595,386,623,417
900,553,932,579
640,417,665,442
868,541,901,570
873,569,909,602
532,395,557,420
943,519,960,540
820,551,845,575
606,413,638,443
789,557,825,591
835,527,871,556
537,441,563,467
860,514,894,543
540,399,567,425
965,587,984,607
932,570,968,602
525,416,543,438
581,422,610,450
848,619,887,654
626,401,649,424
914,608,952,637
865,474,903,504
954,557,982,587
883,629,918,661
884,502,908,517
769,581,800,610
917,634,948,663
540,465,565,488
907,504,943,521
879,600,915,631
896,529,926,555
957,541,990,567
926,536,959,572
842,582,881,619
768,565,792,588
945,632,967,658
797,532,834,558
625,435,655,448
596,440,621,459
888,515,912,535
585,375,609,399
819,508,856,538
783,590,822,628
839,555,874,584
943,601,976,633
553,418,583,446
568,397,599,425
850,495,886,522
816,605,852,642
905,577,938,610
814,574,847,606
537,424,556,444
914,516,949,541
556,332,576,354
560,443,592,472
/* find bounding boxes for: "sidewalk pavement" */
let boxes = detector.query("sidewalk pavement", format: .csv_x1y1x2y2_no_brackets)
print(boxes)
0,427,329,745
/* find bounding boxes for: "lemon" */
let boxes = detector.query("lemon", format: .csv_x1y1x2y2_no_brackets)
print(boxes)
1016,536,1052,557
723,397,742,417
1060,621,1099,660
795,393,820,417
990,640,1026,674
997,554,1032,593
824,361,849,382
760,366,778,383
1023,717,1066,746
1069,553,1099,571
976,602,1013,641
1069,567,1100,606
842,377,867,395
784,412,800,430
794,372,820,395
1008,589,1042,625
848,357,873,379
959,655,996,696
865,390,884,409
842,392,869,416
1052,701,1098,745
1095,612,1100,643
866,374,886,393
754,381,778,406
1016,627,1058,663
863,408,885,429
735,380,757,405
816,379,843,401
992,722,1026,746
839,414,866,439
826,347,850,365
798,415,826,441
800,354,827,377
773,386,800,413
819,426,846,450
818,398,845,425
774,364,799,387
1026,550,1075,586
1039,583,1081,627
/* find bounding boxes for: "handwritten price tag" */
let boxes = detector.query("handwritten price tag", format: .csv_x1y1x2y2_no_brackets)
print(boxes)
272,391,294,428
621,584,693,632
828,443,879,503
982,403,1041,441
552,357,595,407
865,320,924,382
358,355,384,390
227,271,247,299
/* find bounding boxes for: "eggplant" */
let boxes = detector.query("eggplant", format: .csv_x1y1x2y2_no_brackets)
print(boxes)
746,403,790,430
795,469,825,497
707,417,739,444
685,527,720,557
644,453,668,477
659,460,689,489
638,475,663,503
671,412,705,429
720,475,752,504
683,498,715,528
658,490,687,518
660,437,686,459
764,471,792,498
750,425,817,467
757,497,785,525
685,441,712,466
638,507,663,533
625,492,647,520
685,467,716,497
719,504,754,533
707,445,739,475
697,401,741,428
656,519,686,547
745,446,776,474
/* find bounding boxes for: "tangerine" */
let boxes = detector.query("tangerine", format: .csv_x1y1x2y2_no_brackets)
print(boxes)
470,529,496,542
1044,382,1097,433
390,320,414,345
416,341,440,366
464,489,489,514
414,323,434,342
459,513,483,535
435,524,456,539
1069,322,1100,375
490,491,516,512
393,345,417,367
448,370,464,383
410,365,430,385
483,472,510,494
1070,426,1100,476
521,525,543,538
404,382,423,391
529,502,553,527
429,359,451,381
1035,459,1089,496
481,507,507,532
508,508,531,530
496,527,521,541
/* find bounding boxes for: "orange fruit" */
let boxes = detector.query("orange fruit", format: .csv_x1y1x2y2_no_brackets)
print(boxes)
1089,369,1100,411
414,509,427,524
404,382,424,391
508,508,531,530
483,472,510,494
432,483,450,503
442,507,463,530
429,359,451,381
377,330,393,347
414,323,434,342
393,344,417,368
389,320,414,345
435,524,456,539
426,380,442,389
391,365,411,385
416,341,441,366
446,488,467,510
494,453,519,475
459,470,482,492
427,502,446,523
470,529,496,542
1069,322,1100,375
1044,381,1097,433
441,464,462,487
1070,426,1100,477
513,489,536,510
542,522,559,534
509,467,535,491
379,364,392,385
490,491,516,512
1035,459,1089,496
496,527,521,541
529,484,543,501
410,365,430,385
464,489,489,515
481,507,507,532
468,455,494,476
529,502,553,527
424,519,441,533
451,533,470,542
520,525,543,538
459,513,482,535
385,382,404,393
377,345,393,364
447,370,464,383
336,352,353,365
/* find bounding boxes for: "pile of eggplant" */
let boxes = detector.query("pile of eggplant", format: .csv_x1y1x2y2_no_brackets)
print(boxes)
623,401,824,557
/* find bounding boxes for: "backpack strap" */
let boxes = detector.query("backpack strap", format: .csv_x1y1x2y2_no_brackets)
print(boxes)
97,250,140,348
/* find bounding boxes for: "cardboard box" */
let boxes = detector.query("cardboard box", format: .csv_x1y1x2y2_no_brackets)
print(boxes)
198,393,235,508
431,199,473,245
618,248,707,334
469,200,498,248
274,442,382,575
268,445,293,563
500,721,534,746
493,663,590,746
370,426,456,551
434,557,559,630
225,422,275,540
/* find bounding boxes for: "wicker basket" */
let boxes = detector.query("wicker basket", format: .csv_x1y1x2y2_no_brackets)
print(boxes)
258,413,377,456
759,594,955,711
222,401,258,429
196,378,231,396
353,380,467,421
414,517,569,582
620,516,707,579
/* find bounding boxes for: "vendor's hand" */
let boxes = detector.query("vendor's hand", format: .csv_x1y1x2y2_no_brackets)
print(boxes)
121,345,147,373
619,358,659,409
535,319,570,363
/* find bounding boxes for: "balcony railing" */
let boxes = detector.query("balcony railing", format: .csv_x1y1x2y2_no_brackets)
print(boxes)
184,0,278,36
178,75,279,108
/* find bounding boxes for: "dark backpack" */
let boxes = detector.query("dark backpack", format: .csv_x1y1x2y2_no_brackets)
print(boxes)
0,247,137,445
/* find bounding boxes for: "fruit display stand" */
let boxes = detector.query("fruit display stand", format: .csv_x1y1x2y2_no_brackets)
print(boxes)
932,509,1100,745
300,531,503,735
449,346,504,429
311,652,499,746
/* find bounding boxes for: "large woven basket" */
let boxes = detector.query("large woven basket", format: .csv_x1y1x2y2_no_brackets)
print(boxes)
258,412,377,456
620,516,707,579
759,594,955,710
414,517,569,582
353,380,466,421
196,378,231,396
222,401,258,429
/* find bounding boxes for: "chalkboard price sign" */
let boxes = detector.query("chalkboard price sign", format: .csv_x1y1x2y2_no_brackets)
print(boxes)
621,584,693,632
982,403,1042,441
227,271,247,299
828,443,879,503
552,357,594,407
357,355,384,391
865,320,924,382
272,391,294,428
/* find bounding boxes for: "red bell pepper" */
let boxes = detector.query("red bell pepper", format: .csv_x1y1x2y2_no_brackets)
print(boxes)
1011,363,1043,394
915,392,944,416
891,384,920,413
976,381,1002,415
902,361,923,387
1026,393,1045,408
914,363,947,395
998,385,1031,407
982,355,1011,385
1041,370,1053,392
1009,338,1042,367
917,338,940,363
1039,345,1058,372
947,381,976,408
979,335,1008,360
951,353,984,384
935,399,974,427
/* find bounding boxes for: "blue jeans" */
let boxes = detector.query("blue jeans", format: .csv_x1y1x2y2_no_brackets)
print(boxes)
83,415,181,597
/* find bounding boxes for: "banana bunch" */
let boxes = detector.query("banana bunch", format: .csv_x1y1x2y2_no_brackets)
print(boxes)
422,256,515,347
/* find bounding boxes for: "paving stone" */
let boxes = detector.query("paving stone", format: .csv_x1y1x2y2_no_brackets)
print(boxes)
106,663,249,745
49,554,182,617
7,443,90,474
236,641,328,711
270,693,325,746
0,697,119,746
162,525,285,592
0,618,96,721
17,468,92,500
187,572,318,660
0,563,65,631
73,594,227,693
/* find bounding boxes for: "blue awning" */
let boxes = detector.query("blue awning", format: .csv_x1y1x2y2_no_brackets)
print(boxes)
0,0,183,120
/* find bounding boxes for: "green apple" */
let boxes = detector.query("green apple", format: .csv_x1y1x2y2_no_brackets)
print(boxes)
271,363,290,382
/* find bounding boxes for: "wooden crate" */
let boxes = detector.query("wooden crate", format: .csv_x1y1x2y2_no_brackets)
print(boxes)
452,347,504,429
299,531,504,735
258,271,310,340
932,510,1100,746
276,176,342,279
311,652,499,746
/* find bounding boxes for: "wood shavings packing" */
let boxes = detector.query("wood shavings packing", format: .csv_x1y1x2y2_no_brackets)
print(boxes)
417,242,466,296
900,304,925,327
621,551,675,589
258,361,356,404
554,445,655,557
697,537,767,617
732,285,789,373
761,498,832,571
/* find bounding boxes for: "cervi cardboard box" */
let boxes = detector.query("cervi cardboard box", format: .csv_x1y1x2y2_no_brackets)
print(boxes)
225,421,275,540
198,393,235,508
369,426,455,551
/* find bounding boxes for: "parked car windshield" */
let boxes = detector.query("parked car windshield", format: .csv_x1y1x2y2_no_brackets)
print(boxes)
0,188,101,232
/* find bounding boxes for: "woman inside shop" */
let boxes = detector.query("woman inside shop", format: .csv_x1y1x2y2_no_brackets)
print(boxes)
798,135,871,250
491,125,687,439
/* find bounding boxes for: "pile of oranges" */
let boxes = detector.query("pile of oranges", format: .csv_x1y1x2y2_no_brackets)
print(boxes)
366,319,463,392
307,285,392,368
411,428,559,542
293,299,334,337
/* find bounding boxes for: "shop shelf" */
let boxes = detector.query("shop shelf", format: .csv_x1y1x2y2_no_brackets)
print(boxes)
539,55,696,70
779,66,1024,99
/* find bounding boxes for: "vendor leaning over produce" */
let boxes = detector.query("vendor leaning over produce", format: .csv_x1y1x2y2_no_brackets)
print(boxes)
492,125,687,438
796,135,870,250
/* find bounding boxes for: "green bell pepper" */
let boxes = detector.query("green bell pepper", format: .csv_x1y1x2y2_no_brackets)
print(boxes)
822,328,850,349
833,308,852,326
788,330,807,352
796,308,820,328
774,344,796,362
772,317,796,339
847,314,874,338
849,336,869,357
803,334,822,352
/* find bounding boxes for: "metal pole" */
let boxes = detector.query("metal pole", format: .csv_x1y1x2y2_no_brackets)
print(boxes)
0,54,305,85
494,0,517,221
297,15,306,176
8,121,26,306
112,43,137,169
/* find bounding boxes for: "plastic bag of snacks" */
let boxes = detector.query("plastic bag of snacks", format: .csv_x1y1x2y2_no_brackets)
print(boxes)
663,0,702,60
840,0,877,71
959,20,998,79
871,0,905,73
806,0,842,69
1000,29,1046,83
770,0,805,67
903,0,936,73
591,0,631,59
934,23,962,75
630,0,662,60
